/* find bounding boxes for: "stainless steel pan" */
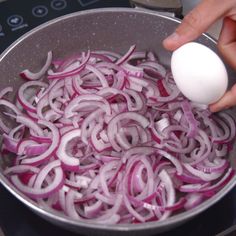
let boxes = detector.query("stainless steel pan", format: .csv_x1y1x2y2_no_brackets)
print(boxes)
0,8,236,236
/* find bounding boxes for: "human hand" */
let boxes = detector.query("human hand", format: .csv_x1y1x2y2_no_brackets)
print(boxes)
163,0,236,112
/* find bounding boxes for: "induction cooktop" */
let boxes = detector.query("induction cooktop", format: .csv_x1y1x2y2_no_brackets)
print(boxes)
0,1,235,236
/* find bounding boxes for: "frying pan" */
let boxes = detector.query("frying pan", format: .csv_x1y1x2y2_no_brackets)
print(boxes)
0,8,236,236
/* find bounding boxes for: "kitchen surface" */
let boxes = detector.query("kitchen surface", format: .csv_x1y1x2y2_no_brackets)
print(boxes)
0,0,234,236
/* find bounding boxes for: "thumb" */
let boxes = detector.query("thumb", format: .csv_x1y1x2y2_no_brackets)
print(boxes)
163,0,229,51
209,84,236,112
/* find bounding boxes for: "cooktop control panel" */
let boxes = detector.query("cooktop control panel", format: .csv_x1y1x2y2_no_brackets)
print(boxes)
0,0,130,53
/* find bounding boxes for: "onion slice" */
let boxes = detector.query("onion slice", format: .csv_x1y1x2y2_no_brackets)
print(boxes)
20,51,52,80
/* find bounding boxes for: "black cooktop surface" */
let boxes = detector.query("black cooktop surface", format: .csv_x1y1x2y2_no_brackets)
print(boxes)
0,1,236,236
0,0,130,53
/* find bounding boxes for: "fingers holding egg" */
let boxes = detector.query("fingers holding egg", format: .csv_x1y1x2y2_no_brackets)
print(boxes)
209,84,236,112
171,42,228,105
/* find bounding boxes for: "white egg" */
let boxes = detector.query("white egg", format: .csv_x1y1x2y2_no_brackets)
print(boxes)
171,42,228,105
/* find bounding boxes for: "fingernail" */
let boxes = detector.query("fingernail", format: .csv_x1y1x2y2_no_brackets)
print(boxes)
165,32,180,42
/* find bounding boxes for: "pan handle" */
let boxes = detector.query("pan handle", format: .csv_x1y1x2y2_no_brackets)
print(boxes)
129,0,183,18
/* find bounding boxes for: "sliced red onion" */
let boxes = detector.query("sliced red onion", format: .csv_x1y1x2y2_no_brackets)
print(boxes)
107,112,150,152
56,128,81,171
157,150,183,175
2,133,19,153
85,64,109,88
183,163,223,181
20,51,52,80
179,183,210,193
17,81,48,113
213,113,236,143
48,51,90,79
4,164,39,175
11,160,64,199
123,194,146,223
0,86,13,99
199,168,234,193
64,94,111,119
184,193,204,210
1,46,235,225
21,120,59,165
116,45,136,65
181,100,200,138
65,175,91,189
65,189,83,220
17,139,38,155
0,99,22,116
84,200,103,218
25,142,50,156
0,118,11,133
90,123,111,152
158,169,175,220
16,115,44,137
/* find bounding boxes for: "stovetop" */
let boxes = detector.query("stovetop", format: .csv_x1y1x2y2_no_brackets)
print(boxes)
0,0,235,236
0,0,131,53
